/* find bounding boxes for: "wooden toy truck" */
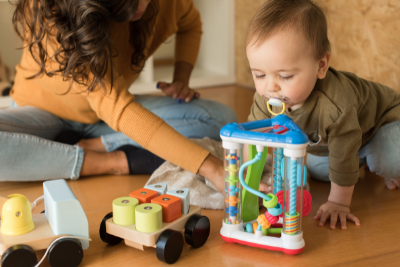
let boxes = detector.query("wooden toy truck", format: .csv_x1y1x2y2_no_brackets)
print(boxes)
99,184,210,264
0,179,90,267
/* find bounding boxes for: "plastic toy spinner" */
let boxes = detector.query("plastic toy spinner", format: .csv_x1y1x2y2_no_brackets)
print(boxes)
0,179,90,267
220,113,311,255
99,183,210,264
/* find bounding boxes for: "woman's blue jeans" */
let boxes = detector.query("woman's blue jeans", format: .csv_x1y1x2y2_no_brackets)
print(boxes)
306,120,400,182
0,95,238,181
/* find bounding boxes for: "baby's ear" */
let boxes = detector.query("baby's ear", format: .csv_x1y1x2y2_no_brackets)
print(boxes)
317,53,331,79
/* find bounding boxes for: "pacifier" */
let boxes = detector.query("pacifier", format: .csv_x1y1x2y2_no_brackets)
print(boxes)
262,95,291,116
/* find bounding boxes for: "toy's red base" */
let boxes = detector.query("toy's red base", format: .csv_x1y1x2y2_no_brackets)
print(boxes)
220,234,304,255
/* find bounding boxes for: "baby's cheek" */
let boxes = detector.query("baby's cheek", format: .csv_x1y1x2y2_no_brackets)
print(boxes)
255,85,265,97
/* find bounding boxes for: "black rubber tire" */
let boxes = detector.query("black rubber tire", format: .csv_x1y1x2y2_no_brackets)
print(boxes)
99,212,122,245
40,210,45,214
48,238,83,267
156,229,184,264
184,214,210,248
1,244,37,267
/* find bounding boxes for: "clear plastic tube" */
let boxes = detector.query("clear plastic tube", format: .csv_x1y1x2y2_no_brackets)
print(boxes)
223,148,242,225
282,156,304,235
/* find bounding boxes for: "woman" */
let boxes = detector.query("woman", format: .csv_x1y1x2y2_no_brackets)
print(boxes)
0,0,238,193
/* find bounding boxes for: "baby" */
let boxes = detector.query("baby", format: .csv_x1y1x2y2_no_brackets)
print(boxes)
246,0,400,229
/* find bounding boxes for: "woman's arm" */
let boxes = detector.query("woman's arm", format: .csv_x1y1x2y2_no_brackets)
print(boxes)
156,0,202,102
71,72,210,174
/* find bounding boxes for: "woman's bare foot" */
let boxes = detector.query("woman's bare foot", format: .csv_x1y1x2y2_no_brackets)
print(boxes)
78,138,107,153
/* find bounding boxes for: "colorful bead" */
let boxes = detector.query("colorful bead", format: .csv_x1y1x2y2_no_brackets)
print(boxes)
264,211,279,224
245,223,253,233
285,212,300,235
252,222,259,233
263,193,278,209
257,214,271,229
268,203,283,216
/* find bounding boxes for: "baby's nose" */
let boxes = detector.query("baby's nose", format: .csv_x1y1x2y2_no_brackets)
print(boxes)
266,82,280,93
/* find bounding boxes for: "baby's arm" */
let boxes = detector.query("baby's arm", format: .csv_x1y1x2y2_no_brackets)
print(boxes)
314,182,361,229
313,106,363,229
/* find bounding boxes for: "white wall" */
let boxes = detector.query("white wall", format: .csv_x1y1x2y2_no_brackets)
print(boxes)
0,1,23,68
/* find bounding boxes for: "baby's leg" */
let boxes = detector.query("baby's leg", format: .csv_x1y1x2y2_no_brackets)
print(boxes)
306,154,330,182
358,120,400,190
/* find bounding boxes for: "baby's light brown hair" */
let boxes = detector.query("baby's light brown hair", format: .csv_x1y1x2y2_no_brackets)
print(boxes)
247,0,330,60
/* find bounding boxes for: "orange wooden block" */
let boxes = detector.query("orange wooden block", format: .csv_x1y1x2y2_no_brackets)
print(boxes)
129,188,159,204
151,194,182,223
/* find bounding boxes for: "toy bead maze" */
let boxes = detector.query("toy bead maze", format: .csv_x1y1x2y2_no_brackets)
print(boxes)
220,114,312,255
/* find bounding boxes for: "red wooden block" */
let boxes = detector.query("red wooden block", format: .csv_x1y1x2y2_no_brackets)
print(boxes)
129,188,159,204
151,194,182,223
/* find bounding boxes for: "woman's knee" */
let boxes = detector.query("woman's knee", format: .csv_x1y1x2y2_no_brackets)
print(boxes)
204,100,238,126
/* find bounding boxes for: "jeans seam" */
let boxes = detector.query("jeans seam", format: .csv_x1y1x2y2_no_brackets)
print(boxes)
71,145,84,179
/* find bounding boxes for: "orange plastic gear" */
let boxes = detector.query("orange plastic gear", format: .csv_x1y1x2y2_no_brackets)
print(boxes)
257,214,271,229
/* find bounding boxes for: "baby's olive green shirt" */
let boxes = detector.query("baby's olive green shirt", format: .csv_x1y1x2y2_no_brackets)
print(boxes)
248,67,400,186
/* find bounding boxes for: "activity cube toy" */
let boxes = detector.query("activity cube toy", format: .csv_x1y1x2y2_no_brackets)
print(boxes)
220,114,312,255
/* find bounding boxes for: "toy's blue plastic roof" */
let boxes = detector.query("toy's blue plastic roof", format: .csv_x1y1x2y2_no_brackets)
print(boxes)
220,114,308,145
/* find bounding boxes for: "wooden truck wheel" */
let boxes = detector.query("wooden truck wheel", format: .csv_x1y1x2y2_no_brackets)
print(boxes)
156,229,184,264
184,214,210,248
99,212,122,245
1,244,38,267
48,238,83,267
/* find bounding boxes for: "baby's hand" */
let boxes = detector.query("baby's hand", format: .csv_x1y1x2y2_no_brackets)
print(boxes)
314,201,361,230
385,178,400,190
259,181,272,193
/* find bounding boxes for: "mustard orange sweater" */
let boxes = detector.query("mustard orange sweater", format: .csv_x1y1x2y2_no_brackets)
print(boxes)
11,0,210,174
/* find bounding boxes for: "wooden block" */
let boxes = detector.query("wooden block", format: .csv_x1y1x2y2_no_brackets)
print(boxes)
129,188,159,204
151,194,181,223
144,183,167,196
166,188,190,214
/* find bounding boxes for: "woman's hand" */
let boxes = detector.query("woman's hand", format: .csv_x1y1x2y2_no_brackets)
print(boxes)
157,61,199,103
197,154,225,194
314,201,361,229
157,81,200,103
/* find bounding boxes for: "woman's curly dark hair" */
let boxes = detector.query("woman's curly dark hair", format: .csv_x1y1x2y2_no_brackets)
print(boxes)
12,0,159,92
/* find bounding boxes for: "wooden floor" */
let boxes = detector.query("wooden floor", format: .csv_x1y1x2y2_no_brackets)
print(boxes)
1,85,400,266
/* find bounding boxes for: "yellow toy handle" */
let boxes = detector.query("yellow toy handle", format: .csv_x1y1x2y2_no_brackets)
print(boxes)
267,101,285,116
